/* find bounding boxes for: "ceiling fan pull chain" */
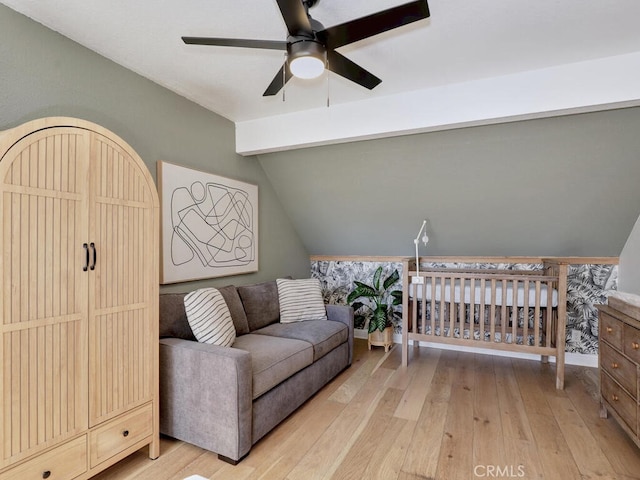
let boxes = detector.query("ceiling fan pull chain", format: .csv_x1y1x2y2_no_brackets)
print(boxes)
283,52,287,103
326,59,330,108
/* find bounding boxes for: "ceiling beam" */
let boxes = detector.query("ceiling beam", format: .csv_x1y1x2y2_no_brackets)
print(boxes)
236,51,640,156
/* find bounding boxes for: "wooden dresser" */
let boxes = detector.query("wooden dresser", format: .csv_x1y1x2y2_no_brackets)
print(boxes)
598,295,640,449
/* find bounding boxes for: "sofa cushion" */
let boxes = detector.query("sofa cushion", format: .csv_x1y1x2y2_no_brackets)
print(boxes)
253,320,348,362
232,334,313,399
276,278,328,323
237,280,281,331
159,293,197,341
217,285,250,336
160,287,250,339
184,288,236,347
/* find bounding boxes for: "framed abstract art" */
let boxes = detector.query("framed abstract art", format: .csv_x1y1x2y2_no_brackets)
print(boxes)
158,161,258,283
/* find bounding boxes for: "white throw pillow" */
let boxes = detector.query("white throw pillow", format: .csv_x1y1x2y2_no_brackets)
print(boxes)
276,278,327,323
184,288,236,346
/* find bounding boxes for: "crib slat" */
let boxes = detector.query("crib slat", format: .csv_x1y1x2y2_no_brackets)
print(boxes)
421,281,426,335
450,275,457,338
546,298,553,348
534,281,541,347
490,279,496,343
501,279,507,343
479,278,486,341
411,288,418,335
523,279,529,344
469,278,475,340
439,276,446,338
511,279,518,344
430,276,436,337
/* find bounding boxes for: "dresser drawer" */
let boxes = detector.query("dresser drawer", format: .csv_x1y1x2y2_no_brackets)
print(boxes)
600,312,623,350
600,341,637,396
89,404,153,468
601,371,637,435
0,436,86,480
623,323,640,366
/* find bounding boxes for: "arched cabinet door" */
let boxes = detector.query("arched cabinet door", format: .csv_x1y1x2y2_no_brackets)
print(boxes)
87,130,158,427
0,117,159,475
0,124,91,467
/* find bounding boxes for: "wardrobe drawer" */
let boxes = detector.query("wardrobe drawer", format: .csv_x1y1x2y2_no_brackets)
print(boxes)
600,341,637,396
0,436,87,480
600,312,623,350
601,372,637,435
89,404,153,468
623,323,640,365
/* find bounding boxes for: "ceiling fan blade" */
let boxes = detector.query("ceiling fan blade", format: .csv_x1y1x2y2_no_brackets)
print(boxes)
327,50,381,90
182,37,287,50
263,62,293,96
319,0,430,50
275,0,312,36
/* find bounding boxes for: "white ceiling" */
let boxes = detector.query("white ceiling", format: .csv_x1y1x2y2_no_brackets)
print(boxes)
3,0,640,153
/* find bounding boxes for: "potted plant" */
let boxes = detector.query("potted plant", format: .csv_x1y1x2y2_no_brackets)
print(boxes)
347,266,402,352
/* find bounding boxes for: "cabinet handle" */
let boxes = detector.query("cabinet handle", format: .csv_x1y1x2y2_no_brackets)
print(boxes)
632,342,640,350
611,394,619,402
606,327,613,333
42,471,51,479
83,243,89,272
122,430,129,437
611,362,619,369
90,242,97,271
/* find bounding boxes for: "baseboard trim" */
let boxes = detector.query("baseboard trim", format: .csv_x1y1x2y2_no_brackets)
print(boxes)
354,329,598,368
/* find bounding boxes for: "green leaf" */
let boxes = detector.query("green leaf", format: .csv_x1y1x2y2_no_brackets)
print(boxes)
373,266,383,291
390,290,403,306
370,305,388,332
383,269,400,291
347,284,376,303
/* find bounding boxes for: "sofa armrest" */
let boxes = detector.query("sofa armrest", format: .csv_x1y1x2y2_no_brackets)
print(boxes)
326,304,354,365
159,338,252,462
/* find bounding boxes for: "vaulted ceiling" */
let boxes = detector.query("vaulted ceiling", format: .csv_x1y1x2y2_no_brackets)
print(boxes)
3,0,640,154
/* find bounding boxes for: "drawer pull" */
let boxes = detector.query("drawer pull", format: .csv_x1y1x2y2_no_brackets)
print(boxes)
611,394,619,402
611,362,619,369
122,429,130,437
42,471,51,479
606,327,613,333
632,342,640,350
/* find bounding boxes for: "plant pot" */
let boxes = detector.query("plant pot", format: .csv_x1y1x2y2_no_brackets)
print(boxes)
368,326,393,353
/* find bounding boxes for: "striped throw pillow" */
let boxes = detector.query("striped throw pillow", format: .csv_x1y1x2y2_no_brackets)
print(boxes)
276,278,327,323
184,288,236,346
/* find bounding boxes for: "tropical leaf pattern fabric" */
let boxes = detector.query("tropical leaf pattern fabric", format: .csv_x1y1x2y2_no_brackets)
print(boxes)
311,260,618,354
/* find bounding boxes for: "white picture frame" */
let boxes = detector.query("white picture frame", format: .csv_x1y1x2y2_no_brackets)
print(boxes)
158,161,258,284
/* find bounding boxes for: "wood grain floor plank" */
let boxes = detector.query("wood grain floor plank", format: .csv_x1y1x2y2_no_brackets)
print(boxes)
92,340,640,480
393,348,441,421
330,387,405,480
286,366,394,480
473,354,506,469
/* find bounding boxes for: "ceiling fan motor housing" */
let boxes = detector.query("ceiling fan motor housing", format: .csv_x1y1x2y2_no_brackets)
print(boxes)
287,39,327,78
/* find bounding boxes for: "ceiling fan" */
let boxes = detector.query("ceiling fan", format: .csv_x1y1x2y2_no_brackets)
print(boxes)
182,0,430,96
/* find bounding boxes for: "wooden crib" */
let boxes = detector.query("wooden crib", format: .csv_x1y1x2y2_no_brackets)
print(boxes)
401,258,568,389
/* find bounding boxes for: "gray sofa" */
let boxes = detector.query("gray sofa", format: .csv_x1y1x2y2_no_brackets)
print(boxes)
158,279,354,464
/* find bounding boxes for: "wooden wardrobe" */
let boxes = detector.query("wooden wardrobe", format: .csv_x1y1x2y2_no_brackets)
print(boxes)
0,117,159,479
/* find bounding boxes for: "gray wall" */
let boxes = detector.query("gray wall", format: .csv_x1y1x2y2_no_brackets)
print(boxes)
619,214,640,295
0,5,311,292
259,108,640,257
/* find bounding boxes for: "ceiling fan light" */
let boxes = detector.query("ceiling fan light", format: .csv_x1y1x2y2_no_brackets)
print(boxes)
290,56,325,79
288,40,326,79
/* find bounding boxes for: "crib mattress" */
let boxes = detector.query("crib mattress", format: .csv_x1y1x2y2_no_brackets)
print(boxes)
409,278,558,308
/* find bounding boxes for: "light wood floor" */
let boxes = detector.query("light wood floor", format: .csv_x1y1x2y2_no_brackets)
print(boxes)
94,339,640,480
